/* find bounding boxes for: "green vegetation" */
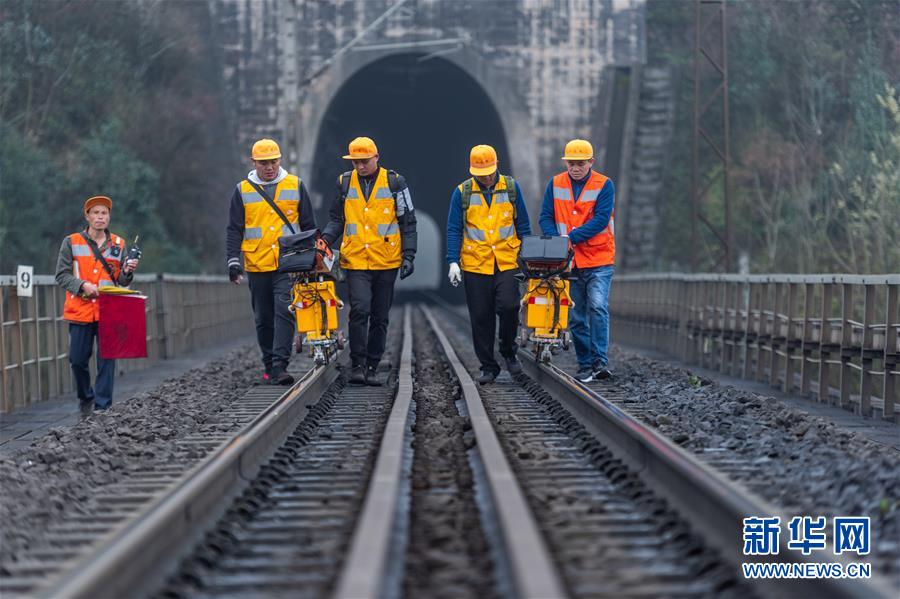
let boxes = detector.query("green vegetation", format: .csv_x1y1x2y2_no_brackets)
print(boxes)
647,0,899,273
0,0,238,274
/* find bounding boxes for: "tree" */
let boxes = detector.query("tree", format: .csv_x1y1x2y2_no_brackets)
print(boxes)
0,0,239,274
647,0,899,274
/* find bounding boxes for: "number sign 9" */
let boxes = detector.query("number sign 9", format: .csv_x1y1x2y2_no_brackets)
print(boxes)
17,265,34,298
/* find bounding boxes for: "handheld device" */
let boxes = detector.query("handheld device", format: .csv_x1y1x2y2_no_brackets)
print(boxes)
127,235,142,262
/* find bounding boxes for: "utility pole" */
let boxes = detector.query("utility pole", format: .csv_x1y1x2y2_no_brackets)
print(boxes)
691,0,731,272
278,0,299,168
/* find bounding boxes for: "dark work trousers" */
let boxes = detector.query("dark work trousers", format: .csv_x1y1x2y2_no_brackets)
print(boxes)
346,268,398,368
247,271,294,371
69,322,115,409
463,266,521,375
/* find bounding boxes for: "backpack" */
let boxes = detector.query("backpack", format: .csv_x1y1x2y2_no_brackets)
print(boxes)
460,175,517,217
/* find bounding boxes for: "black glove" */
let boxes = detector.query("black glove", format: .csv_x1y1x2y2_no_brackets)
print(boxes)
229,265,243,283
399,256,414,280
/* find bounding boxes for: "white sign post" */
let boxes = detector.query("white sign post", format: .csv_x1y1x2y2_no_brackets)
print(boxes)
17,265,34,298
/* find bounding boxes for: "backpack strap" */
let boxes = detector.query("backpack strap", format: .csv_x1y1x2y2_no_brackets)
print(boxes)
503,175,517,220
460,178,474,213
339,171,352,200
387,169,404,214
387,169,401,194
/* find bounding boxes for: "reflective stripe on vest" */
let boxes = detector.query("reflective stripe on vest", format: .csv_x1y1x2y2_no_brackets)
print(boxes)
552,170,615,268
242,191,263,204
62,232,125,323
458,175,521,275
239,174,302,272
377,223,399,236
339,167,402,270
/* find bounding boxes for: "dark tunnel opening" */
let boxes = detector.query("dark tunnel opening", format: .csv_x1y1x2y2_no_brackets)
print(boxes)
311,53,510,295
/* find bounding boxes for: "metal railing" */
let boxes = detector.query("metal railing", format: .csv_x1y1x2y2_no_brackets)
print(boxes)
611,274,900,421
0,274,254,413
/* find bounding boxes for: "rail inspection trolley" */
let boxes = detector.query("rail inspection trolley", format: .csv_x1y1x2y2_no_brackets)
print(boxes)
517,235,574,363
279,229,345,366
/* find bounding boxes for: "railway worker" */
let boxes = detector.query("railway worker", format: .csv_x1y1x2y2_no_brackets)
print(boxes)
321,136,417,386
55,195,140,416
539,139,615,383
446,144,531,384
226,138,316,386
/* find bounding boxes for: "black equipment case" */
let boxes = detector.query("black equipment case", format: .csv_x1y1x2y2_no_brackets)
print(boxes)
517,235,572,276
277,229,319,273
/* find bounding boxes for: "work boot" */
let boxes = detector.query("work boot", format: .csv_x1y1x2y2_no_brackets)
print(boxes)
365,365,383,387
259,366,272,386
271,366,294,386
504,356,523,376
349,366,366,385
592,363,612,380
575,367,594,383
476,370,498,385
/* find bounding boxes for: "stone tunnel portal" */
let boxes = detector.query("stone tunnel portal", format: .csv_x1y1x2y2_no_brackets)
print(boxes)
311,53,511,293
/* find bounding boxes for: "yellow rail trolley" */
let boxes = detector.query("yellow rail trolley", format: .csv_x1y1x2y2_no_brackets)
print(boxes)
517,236,574,363
288,238,345,366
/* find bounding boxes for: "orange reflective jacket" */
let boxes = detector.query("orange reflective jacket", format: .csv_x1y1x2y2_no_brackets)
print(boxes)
63,232,125,323
552,171,615,268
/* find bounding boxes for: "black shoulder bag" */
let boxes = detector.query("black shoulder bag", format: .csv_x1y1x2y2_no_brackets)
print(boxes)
79,232,119,286
247,181,320,273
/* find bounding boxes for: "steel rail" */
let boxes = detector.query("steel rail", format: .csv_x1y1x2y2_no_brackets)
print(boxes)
519,353,894,599
333,305,413,599
421,305,569,599
427,297,891,598
39,355,342,599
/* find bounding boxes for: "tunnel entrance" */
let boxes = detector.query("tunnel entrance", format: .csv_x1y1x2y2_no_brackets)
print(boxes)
311,53,510,293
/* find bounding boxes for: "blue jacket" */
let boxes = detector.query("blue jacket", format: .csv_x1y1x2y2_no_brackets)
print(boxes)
446,179,531,264
539,174,615,245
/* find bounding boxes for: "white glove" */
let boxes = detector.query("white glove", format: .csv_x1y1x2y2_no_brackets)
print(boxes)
448,262,462,287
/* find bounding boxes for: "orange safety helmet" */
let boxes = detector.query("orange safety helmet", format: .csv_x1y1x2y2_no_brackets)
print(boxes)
469,144,498,176
342,136,378,160
562,139,594,161
83,195,112,212
251,138,282,161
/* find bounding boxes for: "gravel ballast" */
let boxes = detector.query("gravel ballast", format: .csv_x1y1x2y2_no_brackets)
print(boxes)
0,344,279,564
403,309,500,599
552,343,900,587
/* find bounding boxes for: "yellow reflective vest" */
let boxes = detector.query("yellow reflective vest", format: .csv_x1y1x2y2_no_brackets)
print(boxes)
459,175,521,275
239,175,301,272
339,168,402,270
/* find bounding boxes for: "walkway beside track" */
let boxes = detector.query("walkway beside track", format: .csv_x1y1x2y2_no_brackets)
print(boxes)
0,335,255,455
615,343,900,452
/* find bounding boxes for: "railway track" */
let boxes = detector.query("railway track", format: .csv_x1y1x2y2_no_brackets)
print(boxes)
8,301,891,598
0,352,331,599
433,299,893,598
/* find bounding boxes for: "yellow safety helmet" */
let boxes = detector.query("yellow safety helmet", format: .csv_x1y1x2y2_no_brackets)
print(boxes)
562,139,594,161
342,136,379,160
469,144,498,176
251,138,282,161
